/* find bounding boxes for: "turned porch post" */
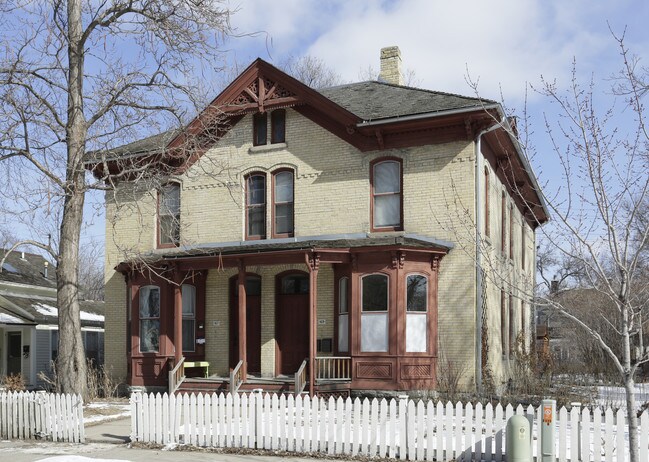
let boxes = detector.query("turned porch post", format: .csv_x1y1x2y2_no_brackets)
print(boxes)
173,270,183,364
307,252,320,397
237,260,247,380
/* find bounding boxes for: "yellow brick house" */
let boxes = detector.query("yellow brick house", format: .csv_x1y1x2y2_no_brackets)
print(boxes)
91,47,548,396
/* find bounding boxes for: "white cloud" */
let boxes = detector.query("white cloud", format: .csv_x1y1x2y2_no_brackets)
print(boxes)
228,0,649,103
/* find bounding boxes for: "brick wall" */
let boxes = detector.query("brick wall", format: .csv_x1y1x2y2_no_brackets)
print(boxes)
103,108,536,390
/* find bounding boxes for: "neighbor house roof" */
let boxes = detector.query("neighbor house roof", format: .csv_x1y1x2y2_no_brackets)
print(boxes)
0,248,56,288
0,294,104,328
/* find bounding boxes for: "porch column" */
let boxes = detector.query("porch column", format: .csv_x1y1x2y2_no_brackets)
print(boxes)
237,260,247,380
173,272,183,364
307,253,320,397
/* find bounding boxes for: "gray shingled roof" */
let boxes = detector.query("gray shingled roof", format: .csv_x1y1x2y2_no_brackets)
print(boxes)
0,249,56,288
319,81,494,121
0,294,104,327
87,129,178,162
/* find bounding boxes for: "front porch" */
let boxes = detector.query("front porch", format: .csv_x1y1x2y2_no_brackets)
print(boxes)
120,235,449,396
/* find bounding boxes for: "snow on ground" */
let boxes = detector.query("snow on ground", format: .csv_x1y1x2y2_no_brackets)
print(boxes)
36,457,130,462
595,383,649,411
84,401,131,425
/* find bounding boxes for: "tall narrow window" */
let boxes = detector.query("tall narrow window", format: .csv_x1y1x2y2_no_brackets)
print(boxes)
273,170,294,237
509,294,515,356
158,183,180,247
371,159,402,230
500,288,506,357
182,284,196,352
338,277,349,353
253,113,267,146
501,192,506,255
484,167,490,238
246,173,266,239
521,301,526,353
406,274,428,353
271,109,286,144
361,274,389,352
509,203,514,260
139,286,160,353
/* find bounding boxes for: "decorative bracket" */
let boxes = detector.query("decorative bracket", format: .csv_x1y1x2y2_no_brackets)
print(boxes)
391,250,406,269
431,255,440,272
306,252,320,272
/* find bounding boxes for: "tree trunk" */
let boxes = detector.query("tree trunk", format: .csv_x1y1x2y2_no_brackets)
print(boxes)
624,373,639,462
57,0,87,396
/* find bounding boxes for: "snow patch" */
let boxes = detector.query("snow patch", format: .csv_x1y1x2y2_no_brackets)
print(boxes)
0,313,22,324
32,303,104,322
36,457,131,462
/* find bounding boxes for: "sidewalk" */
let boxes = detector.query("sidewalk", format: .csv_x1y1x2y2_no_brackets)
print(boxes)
84,417,131,444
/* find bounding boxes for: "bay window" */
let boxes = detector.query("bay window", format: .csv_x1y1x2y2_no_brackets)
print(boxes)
405,274,428,352
139,285,160,353
338,277,349,353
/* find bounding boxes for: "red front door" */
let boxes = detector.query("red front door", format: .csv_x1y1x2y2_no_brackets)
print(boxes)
276,272,310,375
229,275,262,374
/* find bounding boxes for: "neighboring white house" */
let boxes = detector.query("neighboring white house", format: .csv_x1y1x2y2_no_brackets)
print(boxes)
0,249,104,389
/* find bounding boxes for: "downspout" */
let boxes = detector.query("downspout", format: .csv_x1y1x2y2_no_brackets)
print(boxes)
474,118,504,393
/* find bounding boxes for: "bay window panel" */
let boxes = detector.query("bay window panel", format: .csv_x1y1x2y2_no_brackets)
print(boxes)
406,275,427,312
374,195,400,228
139,286,160,318
140,319,160,352
361,313,388,352
406,314,427,352
362,274,388,311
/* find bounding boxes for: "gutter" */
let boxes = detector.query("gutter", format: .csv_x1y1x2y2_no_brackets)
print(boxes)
356,103,500,128
474,119,503,394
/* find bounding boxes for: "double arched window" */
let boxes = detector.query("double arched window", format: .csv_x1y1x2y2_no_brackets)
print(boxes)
245,169,294,239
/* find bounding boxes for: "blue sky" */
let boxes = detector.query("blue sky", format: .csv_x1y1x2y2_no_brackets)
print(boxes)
73,0,649,247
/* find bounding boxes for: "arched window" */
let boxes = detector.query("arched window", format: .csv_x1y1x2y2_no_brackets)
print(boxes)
182,285,196,352
338,277,349,353
405,274,428,352
139,285,160,353
361,274,389,352
371,159,402,231
272,169,294,237
246,173,266,239
158,182,180,247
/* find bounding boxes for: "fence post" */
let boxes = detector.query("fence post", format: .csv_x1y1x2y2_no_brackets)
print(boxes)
398,395,408,459
253,389,263,449
130,389,142,443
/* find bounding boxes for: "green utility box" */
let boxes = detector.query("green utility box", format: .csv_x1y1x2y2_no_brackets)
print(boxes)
506,414,532,461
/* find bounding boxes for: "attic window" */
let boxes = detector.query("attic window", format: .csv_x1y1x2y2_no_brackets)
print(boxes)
2,262,18,274
253,113,267,146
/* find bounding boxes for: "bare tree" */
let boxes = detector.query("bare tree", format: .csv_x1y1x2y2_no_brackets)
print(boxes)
278,55,344,89
0,0,235,395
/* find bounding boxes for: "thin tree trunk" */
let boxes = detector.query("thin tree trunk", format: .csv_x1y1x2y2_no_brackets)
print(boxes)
624,372,639,462
57,0,87,396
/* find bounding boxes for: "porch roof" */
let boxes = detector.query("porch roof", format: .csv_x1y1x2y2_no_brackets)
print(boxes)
116,233,454,272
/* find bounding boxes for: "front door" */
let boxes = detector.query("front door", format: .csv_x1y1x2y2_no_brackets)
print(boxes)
7,332,22,376
276,272,310,375
229,275,262,375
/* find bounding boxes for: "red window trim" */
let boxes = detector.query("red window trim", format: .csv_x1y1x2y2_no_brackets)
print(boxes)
271,168,294,238
156,181,181,249
245,172,266,240
271,109,286,144
370,157,404,232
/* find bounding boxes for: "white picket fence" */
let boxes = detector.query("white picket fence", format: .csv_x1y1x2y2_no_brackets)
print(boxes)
0,391,85,443
130,391,649,461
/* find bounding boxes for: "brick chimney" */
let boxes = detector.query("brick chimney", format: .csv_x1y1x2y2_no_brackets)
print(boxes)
379,46,403,85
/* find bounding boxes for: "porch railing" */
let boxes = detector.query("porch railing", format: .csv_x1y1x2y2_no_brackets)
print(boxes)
168,356,185,394
294,359,308,395
315,356,351,381
230,360,244,393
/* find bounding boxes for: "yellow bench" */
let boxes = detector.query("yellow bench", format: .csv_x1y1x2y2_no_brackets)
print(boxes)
184,361,209,378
